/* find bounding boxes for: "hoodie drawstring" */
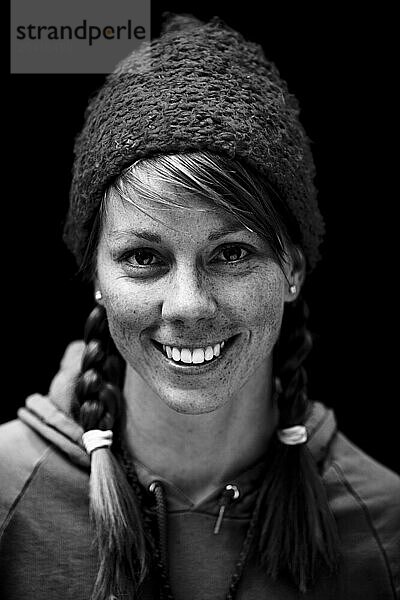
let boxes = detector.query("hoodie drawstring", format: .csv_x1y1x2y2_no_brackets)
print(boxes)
149,481,169,574
214,484,240,534
148,480,174,600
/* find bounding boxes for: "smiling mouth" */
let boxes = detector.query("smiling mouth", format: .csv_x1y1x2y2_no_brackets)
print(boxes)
151,335,239,367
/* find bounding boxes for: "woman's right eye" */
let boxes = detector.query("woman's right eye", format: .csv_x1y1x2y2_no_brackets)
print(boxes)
122,248,163,268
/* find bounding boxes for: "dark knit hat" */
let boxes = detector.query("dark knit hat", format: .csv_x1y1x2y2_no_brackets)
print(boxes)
64,13,324,270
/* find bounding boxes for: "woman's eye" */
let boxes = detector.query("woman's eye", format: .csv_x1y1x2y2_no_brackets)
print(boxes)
124,248,161,267
214,245,250,263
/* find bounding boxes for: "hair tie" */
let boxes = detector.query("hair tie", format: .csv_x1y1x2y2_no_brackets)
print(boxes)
82,429,113,454
277,425,307,445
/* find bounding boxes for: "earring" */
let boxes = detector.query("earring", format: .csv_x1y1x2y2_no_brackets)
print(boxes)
94,290,102,302
289,284,297,295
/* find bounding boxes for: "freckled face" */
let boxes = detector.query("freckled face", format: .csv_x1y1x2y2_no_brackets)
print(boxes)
96,183,291,415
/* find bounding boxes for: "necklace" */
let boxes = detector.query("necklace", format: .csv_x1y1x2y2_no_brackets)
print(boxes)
116,441,263,600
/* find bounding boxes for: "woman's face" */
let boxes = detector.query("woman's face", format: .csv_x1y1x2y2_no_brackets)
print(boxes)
96,181,298,415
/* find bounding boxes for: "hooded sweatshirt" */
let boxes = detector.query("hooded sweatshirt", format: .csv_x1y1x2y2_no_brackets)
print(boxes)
0,341,399,600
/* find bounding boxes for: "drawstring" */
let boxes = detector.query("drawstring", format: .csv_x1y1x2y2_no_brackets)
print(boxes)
214,484,240,534
149,481,169,576
115,443,174,600
148,480,174,600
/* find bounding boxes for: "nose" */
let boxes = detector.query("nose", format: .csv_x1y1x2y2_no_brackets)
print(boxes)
161,263,218,323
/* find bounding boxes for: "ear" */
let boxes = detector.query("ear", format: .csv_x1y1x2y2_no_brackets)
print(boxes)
283,248,306,303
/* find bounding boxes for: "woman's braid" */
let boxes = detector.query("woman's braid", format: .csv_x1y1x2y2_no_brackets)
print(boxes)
72,305,125,433
72,304,148,600
255,294,340,593
274,296,313,427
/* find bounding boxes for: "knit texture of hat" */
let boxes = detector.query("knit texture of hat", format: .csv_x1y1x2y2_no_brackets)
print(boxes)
64,13,325,270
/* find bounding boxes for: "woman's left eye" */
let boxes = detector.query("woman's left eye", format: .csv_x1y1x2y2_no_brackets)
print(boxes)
212,245,250,263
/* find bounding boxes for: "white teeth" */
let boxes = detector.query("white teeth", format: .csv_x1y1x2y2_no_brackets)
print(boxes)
162,340,227,364
192,348,205,363
172,347,181,361
180,349,192,364
205,346,214,361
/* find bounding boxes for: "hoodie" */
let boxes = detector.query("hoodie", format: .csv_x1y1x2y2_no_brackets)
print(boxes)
0,341,399,599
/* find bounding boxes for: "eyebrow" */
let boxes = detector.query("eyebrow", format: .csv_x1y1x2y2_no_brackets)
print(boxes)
110,224,252,244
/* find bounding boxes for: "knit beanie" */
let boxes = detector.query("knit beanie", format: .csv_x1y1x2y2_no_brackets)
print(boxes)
64,13,325,270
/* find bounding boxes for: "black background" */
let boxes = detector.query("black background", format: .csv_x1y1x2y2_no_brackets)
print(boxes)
6,2,398,474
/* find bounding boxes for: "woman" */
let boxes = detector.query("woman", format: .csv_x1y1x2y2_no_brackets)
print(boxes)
1,13,399,600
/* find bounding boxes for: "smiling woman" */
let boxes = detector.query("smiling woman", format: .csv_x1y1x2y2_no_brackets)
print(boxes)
1,12,399,600
94,154,295,418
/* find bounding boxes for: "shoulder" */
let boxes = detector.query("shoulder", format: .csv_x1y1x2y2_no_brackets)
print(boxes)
0,418,52,475
1,417,91,544
323,432,400,596
0,419,52,530
325,431,400,515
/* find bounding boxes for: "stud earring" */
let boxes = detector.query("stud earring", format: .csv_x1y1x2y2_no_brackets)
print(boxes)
94,290,102,302
289,284,297,295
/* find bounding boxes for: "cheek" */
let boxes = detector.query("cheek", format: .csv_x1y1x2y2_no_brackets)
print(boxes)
233,269,285,335
101,286,156,347
259,279,285,336
235,271,285,376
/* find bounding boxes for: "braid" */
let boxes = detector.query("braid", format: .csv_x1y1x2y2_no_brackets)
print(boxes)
275,294,312,426
73,306,125,432
72,305,148,600
256,295,340,592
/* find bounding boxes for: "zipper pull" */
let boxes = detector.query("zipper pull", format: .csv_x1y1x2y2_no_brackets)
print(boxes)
213,484,240,535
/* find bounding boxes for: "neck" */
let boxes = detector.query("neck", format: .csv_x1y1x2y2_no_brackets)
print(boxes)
122,360,278,503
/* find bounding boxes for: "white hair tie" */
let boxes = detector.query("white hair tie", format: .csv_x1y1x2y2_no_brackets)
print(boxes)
277,425,307,445
82,429,113,454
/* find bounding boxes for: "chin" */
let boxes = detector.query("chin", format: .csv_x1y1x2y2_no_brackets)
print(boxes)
161,390,228,415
